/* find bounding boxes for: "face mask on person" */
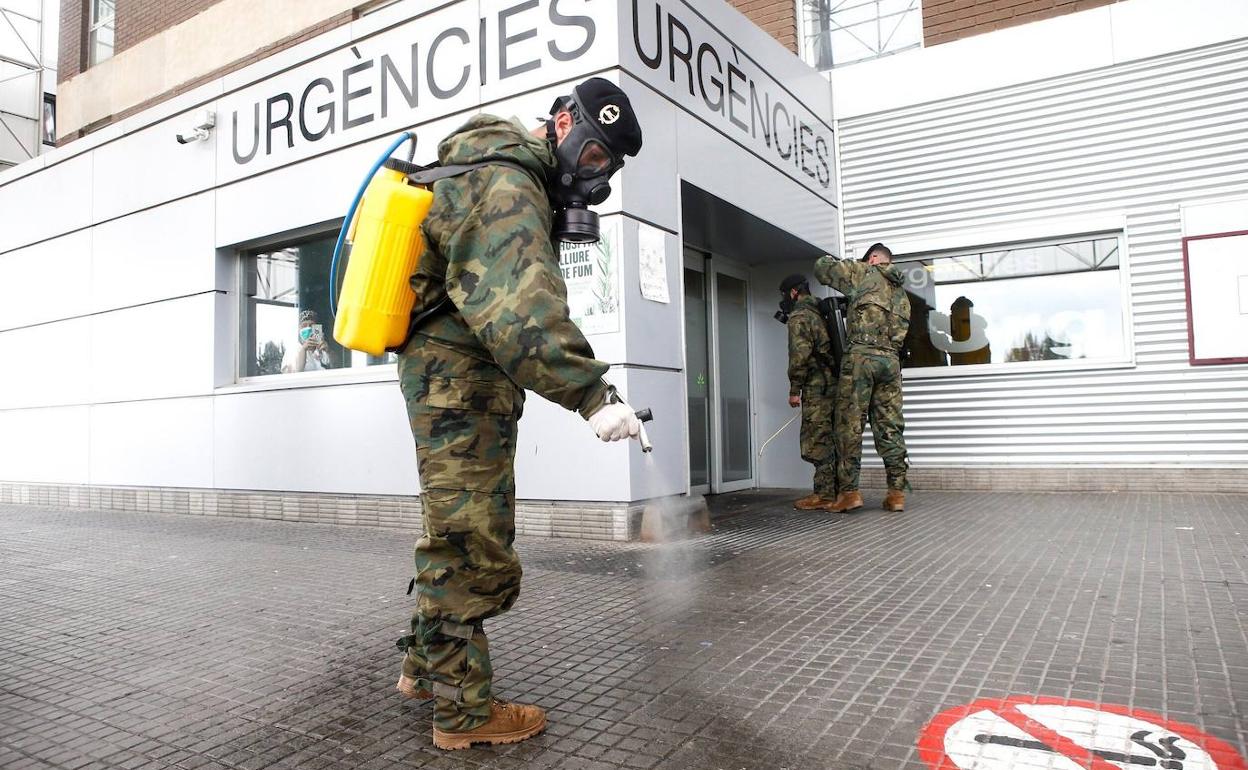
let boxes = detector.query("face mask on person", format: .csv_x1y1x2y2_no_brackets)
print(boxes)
546,96,625,244
775,293,796,325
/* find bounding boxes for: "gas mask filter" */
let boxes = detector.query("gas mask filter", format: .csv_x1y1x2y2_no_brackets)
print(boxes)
547,96,625,244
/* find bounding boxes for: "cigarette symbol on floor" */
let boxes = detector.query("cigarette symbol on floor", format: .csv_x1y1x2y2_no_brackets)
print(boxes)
974,730,1187,768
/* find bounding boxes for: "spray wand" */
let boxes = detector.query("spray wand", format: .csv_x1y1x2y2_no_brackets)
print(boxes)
757,414,799,458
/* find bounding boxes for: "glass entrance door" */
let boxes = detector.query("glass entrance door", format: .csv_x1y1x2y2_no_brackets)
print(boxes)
684,249,754,494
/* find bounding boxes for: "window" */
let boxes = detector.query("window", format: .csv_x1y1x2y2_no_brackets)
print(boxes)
897,235,1128,371
42,94,56,146
88,0,116,66
241,233,396,378
799,0,923,70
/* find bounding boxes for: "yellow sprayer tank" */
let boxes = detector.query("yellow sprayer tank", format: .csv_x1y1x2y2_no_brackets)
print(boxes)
334,161,433,356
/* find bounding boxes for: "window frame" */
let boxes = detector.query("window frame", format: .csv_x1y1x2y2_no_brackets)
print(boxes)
893,230,1137,380
232,227,400,389
87,0,116,67
41,94,56,146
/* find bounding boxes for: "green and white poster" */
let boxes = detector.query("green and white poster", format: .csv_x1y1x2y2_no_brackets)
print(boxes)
558,217,620,335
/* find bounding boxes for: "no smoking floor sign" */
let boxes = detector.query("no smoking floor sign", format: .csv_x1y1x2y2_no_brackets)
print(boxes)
919,697,1247,770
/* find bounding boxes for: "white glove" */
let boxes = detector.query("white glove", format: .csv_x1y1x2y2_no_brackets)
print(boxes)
588,403,641,442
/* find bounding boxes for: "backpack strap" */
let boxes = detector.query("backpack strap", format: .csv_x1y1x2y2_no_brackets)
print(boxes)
407,160,534,186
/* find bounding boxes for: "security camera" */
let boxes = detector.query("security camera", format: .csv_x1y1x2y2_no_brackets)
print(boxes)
176,110,216,144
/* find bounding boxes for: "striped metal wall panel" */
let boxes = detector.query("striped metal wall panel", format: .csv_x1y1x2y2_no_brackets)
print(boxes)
837,38,1248,467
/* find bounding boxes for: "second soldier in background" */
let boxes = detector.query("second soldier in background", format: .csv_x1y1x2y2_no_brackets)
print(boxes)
779,274,839,511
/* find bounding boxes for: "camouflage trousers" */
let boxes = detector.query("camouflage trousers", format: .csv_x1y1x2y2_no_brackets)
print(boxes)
834,348,909,492
396,335,525,732
799,392,837,498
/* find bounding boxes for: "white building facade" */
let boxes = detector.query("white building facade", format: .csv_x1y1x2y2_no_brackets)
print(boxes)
0,0,1245,540
830,0,1248,489
0,0,839,538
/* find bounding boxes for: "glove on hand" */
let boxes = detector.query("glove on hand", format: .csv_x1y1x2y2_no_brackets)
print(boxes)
588,403,641,442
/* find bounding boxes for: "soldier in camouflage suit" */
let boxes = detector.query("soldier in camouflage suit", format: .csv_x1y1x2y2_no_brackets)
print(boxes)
393,79,643,750
814,243,912,513
780,274,839,510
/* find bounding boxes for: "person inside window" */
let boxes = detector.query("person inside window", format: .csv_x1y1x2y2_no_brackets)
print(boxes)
283,309,330,373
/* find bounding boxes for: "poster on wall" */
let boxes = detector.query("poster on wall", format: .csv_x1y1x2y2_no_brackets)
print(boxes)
559,217,620,335
637,223,670,304
1183,230,1248,365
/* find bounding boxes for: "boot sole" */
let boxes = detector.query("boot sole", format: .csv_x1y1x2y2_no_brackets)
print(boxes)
884,506,904,512
433,714,547,751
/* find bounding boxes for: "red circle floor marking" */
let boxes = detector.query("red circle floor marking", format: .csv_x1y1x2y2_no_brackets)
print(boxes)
918,696,1248,770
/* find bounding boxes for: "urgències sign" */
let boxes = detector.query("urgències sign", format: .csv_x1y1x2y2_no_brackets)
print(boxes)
217,0,614,181
217,0,836,200
624,0,836,201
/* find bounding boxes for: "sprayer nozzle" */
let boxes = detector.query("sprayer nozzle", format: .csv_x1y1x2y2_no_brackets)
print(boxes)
635,408,653,422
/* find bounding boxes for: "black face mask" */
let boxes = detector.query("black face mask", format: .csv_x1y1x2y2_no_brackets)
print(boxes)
774,294,795,324
546,97,625,244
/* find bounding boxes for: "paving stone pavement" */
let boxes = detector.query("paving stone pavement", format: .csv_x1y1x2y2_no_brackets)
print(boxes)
1,490,1246,770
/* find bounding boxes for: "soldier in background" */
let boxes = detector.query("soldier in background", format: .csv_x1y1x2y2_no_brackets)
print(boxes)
393,79,644,750
814,243,912,514
779,274,839,510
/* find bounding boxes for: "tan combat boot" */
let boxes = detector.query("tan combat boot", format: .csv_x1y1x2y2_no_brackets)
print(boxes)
433,699,547,750
794,492,830,510
823,490,863,513
396,673,432,700
883,490,905,512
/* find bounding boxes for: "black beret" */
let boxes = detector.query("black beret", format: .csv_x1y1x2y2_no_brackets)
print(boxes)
570,77,643,157
779,274,808,293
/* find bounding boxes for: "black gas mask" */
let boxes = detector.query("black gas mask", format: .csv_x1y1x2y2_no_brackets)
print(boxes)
546,94,625,244
775,275,808,324
775,293,796,325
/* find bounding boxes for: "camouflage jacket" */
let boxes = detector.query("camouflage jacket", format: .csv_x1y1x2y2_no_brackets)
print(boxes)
410,115,610,418
787,295,836,397
814,258,911,353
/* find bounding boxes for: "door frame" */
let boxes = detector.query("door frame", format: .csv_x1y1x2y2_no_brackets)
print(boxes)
685,248,756,494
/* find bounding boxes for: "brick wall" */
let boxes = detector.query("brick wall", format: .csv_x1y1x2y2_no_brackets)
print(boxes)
923,0,1125,46
115,0,226,53
728,0,798,54
59,9,355,142
58,0,86,83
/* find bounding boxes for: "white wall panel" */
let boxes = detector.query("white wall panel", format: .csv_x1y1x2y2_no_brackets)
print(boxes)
91,193,219,312
619,368,687,500
837,38,1248,467
1182,196,1248,236
619,72,680,231
88,294,219,403
91,109,218,223
213,381,417,495
0,318,92,409
0,230,92,330
89,397,215,487
0,153,92,253
0,406,89,483
620,219,683,371
514,386,634,502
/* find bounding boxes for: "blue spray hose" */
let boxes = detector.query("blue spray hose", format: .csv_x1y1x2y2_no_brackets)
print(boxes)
329,131,416,319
